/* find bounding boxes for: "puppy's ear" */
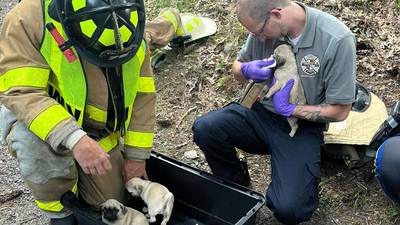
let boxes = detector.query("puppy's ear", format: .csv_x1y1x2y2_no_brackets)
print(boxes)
274,53,286,67
121,205,128,215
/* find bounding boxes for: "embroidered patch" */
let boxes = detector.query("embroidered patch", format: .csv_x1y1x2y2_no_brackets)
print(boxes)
300,54,320,75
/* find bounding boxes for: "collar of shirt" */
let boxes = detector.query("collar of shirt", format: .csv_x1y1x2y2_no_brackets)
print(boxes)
290,2,317,53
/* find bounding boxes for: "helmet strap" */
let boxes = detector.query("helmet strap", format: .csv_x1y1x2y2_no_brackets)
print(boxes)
111,11,124,51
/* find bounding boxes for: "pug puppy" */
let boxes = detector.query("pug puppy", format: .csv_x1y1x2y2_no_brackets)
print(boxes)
101,199,149,225
125,177,174,225
264,44,306,137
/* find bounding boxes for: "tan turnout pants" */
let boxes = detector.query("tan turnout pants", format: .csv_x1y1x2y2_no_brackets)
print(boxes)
0,106,127,218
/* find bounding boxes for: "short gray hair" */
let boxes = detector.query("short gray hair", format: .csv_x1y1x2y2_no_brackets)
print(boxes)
237,0,291,23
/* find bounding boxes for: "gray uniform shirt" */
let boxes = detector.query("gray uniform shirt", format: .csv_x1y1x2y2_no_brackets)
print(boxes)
237,2,357,113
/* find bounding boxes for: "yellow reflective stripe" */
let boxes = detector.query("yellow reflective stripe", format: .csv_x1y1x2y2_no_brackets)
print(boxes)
125,105,133,131
98,26,133,46
98,132,120,153
185,22,195,33
193,17,201,25
138,77,155,93
185,17,202,33
136,42,146,64
80,19,97,38
122,41,145,107
0,68,49,92
35,180,77,212
72,0,86,11
162,10,177,31
87,105,107,123
71,180,78,193
120,25,132,43
130,11,138,27
125,131,154,148
99,28,115,46
35,199,64,212
29,105,72,140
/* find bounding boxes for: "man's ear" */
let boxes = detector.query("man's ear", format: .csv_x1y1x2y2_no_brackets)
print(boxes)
271,8,282,19
121,205,128,215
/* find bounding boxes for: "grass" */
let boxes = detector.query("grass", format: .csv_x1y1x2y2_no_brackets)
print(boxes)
150,0,197,12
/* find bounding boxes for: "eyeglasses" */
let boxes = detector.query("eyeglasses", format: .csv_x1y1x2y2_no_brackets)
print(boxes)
250,16,269,37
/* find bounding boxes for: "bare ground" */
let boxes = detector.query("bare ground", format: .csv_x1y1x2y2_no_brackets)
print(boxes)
1,0,400,224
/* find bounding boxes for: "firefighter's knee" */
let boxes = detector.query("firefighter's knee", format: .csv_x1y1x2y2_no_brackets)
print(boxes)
7,120,75,184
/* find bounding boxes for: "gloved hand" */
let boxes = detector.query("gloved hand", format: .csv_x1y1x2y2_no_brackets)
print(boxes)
240,58,276,83
272,79,296,117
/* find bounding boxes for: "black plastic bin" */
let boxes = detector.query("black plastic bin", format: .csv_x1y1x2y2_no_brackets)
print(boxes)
61,152,265,225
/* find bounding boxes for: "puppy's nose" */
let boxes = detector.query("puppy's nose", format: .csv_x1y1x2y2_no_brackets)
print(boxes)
103,207,119,221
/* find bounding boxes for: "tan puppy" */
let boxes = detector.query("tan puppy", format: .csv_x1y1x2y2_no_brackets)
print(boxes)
100,199,149,225
264,44,306,137
125,177,174,225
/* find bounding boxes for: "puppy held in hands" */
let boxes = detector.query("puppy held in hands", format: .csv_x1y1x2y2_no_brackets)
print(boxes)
265,44,306,137
101,199,149,225
126,177,174,225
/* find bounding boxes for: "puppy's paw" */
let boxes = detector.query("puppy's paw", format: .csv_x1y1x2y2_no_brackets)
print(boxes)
149,215,157,223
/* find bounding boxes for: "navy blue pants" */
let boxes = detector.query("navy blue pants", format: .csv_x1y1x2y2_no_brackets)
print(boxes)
192,102,324,225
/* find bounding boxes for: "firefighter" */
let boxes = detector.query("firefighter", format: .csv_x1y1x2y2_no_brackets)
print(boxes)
0,0,182,224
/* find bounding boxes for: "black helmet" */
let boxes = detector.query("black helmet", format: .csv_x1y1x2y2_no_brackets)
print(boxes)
49,0,145,67
351,82,371,112
375,136,400,203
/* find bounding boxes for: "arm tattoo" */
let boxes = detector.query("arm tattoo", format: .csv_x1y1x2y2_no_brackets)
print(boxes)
294,104,339,123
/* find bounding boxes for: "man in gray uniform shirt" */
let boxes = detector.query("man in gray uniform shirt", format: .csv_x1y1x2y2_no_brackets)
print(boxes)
192,0,356,224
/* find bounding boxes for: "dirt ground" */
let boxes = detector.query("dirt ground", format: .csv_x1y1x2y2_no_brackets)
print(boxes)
1,0,400,224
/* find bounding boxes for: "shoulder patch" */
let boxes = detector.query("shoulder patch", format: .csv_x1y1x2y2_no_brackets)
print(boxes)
300,54,320,76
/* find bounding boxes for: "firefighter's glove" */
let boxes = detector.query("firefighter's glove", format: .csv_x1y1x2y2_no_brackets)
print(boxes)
240,58,275,83
272,79,296,117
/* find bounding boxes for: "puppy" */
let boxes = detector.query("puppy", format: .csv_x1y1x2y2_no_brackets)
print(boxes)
101,199,149,225
125,177,174,225
264,44,306,137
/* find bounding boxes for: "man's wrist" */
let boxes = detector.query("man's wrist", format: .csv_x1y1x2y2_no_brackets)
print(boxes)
278,104,296,118
123,147,151,160
239,63,249,79
63,129,87,150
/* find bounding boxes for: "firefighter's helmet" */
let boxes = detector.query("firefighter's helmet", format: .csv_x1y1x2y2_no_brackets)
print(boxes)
49,0,145,67
352,82,371,112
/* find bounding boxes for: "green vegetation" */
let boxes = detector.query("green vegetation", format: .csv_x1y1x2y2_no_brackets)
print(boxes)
390,205,400,222
150,0,197,12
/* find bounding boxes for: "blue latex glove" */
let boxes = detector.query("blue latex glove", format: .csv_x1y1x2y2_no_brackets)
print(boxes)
240,59,276,83
272,79,296,117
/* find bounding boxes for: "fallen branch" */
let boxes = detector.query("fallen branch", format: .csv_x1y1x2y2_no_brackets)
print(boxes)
176,106,197,128
174,141,189,149
0,189,23,204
